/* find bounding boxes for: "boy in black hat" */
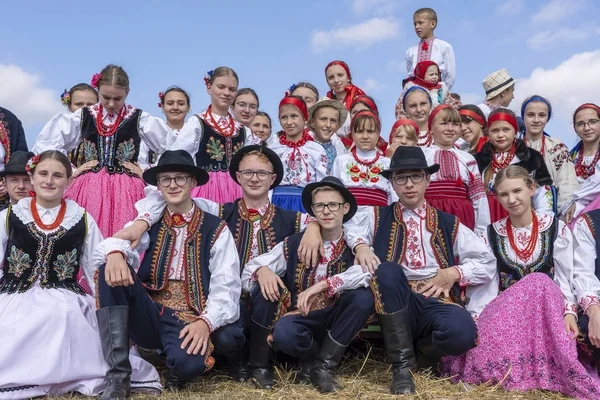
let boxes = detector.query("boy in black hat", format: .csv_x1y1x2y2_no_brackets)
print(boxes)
95,150,246,397
241,177,374,394
0,150,34,209
343,146,496,394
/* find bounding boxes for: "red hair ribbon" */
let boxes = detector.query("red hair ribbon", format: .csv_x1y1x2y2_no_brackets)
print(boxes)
389,119,420,143
351,110,381,132
459,109,486,128
488,112,518,133
573,103,600,130
325,60,352,81
428,104,453,132
279,96,308,120
351,96,378,114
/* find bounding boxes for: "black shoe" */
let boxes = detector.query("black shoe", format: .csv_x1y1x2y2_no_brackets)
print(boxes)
294,359,312,385
97,307,132,400
164,373,190,392
227,339,250,382
309,333,347,394
379,307,416,395
248,320,275,389
416,335,446,377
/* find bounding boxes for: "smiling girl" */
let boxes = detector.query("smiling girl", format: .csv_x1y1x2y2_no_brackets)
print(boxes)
458,105,488,154
33,64,174,238
231,88,259,129
396,86,433,146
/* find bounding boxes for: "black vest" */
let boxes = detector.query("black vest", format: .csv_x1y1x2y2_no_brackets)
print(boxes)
372,202,464,305
581,210,600,280
137,207,227,316
220,200,302,269
72,106,142,176
0,206,87,295
487,217,558,293
194,116,246,172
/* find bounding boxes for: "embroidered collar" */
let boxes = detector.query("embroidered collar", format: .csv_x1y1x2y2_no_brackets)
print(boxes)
238,198,274,226
399,201,427,219
493,212,553,236
420,36,435,48
89,103,137,124
167,204,195,227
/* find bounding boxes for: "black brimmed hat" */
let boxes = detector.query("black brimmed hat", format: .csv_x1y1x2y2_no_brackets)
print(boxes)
380,146,439,180
0,151,34,177
142,150,209,187
229,145,283,190
302,176,358,222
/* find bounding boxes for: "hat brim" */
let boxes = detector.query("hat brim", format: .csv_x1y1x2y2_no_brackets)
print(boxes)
485,79,517,101
142,164,209,187
380,164,440,180
229,146,284,190
308,100,348,128
301,181,358,223
0,167,28,177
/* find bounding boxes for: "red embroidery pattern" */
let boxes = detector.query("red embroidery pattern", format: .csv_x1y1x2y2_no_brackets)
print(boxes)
580,295,600,312
326,276,344,298
417,37,435,63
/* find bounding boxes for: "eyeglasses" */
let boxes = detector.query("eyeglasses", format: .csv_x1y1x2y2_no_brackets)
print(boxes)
391,173,426,185
238,170,274,181
312,202,346,213
235,102,258,111
157,175,193,187
575,119,600,129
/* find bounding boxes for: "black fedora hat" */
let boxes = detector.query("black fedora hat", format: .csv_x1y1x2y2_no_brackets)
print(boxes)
0,151,35,177
143,150,209,187
380,146,439,180
229,145,283,190
302,176,358,223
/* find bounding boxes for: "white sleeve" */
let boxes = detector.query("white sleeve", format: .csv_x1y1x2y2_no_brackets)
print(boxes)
533,185,554,217
80,214,104,297
93,236,146,272
137,141,152,171
342,206,375,250
405,48,413,76
33,110,83,155
135,189,221,226
569,161,600,219
572,217,600,313
552,220,578,317
315,148,328,181
0,209,10,279
138,111,175,154
552,144,579,210
331,156,343,180
169,117,203,159
466,158,491,236
443,44,456,91
201,226,241,332
453,223,497,286
464,231,499,317
325,264,372,297
240,241,287,293
243,127,262,145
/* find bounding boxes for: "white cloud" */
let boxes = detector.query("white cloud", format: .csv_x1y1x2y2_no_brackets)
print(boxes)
511,51,600,146
457,92,481,105
352,0,397,15
532,0,583,23
0,64,63,127
362,78,384,93
311,18,400,54
527,28,593,49
496,0,524,16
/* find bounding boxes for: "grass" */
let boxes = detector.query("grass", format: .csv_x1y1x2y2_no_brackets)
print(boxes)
50,340,572,400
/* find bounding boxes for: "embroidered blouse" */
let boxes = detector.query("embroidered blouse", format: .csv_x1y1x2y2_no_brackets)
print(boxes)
268,139,328,187
422,146,490,236
0,198,102,296
310,132,347,175
32,103,174,157
560,160,600,220
405,37,456,90
572,216,600,314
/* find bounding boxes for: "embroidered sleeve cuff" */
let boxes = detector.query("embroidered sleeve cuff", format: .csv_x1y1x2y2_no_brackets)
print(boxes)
326,276,344,298
454,265,470,287
580,295,600,314
352,239,369,254
105,250,126,262
199,314,214,333
564,303,578,318
135,212,153,228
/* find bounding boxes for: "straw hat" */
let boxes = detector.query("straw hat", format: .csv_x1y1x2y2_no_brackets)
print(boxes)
308,97,348,126
482,68,516,101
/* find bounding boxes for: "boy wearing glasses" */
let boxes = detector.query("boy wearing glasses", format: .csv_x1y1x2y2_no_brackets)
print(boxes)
343,146,496,394
94,150,246,393
241,176,374,394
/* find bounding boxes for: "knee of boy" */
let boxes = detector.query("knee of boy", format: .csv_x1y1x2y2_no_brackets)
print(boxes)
212,323,246,355
375,262,407,288
442,315,477,355
346,287,375,317
168,351,208,380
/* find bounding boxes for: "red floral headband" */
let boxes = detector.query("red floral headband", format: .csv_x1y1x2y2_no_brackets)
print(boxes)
279,97,308,120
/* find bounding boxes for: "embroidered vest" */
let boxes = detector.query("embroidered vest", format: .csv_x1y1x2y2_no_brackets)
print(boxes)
0,207,87,294
487,218,558,293
220,200,302,269
0,111,11,164
281,232,354,312
194,116,246,172
372,203,464,305
72,106,142,175
137,207,227,316
581,210,600,280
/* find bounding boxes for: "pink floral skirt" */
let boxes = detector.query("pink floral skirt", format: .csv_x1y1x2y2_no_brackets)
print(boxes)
441,273,600,399
65,169,146,295
191,171,241,204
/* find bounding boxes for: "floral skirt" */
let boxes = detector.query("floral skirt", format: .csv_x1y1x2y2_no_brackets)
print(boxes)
191,171,242,204
441,273,600,399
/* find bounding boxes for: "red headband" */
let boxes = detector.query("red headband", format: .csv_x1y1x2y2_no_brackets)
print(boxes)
389,119,419,143
325,60,352,81
428,104,453,132
459,109,486,128
574,103,600,130
279,97,308,120
488,112,518,133
351,96,378,113
351,110,381,132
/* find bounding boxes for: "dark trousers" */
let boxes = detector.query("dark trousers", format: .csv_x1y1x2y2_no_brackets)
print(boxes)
97,264,245,381
253,285,374,359
578,314,600,361
373,262,477,356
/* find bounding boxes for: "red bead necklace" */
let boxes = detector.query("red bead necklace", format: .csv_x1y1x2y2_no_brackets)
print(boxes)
31,198,67,231
506,211,539,261
574,144,600,180
492,142,517,173
351,147,381,166
418,131,433,147
279,128,311,148
95,104,125,137
204,105,235,137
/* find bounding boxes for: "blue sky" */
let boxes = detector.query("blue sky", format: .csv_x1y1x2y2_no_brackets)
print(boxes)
1,0,599,147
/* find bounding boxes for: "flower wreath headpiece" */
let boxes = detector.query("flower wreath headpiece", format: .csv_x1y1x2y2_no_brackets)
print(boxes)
25,155,41,176
60,89,70,107
284,83,297,97
91,73,102,89
158,91,165,108
203,70,215,87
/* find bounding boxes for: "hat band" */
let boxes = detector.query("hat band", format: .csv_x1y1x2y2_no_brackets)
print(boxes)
485,78,514,95
391,158,430,169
